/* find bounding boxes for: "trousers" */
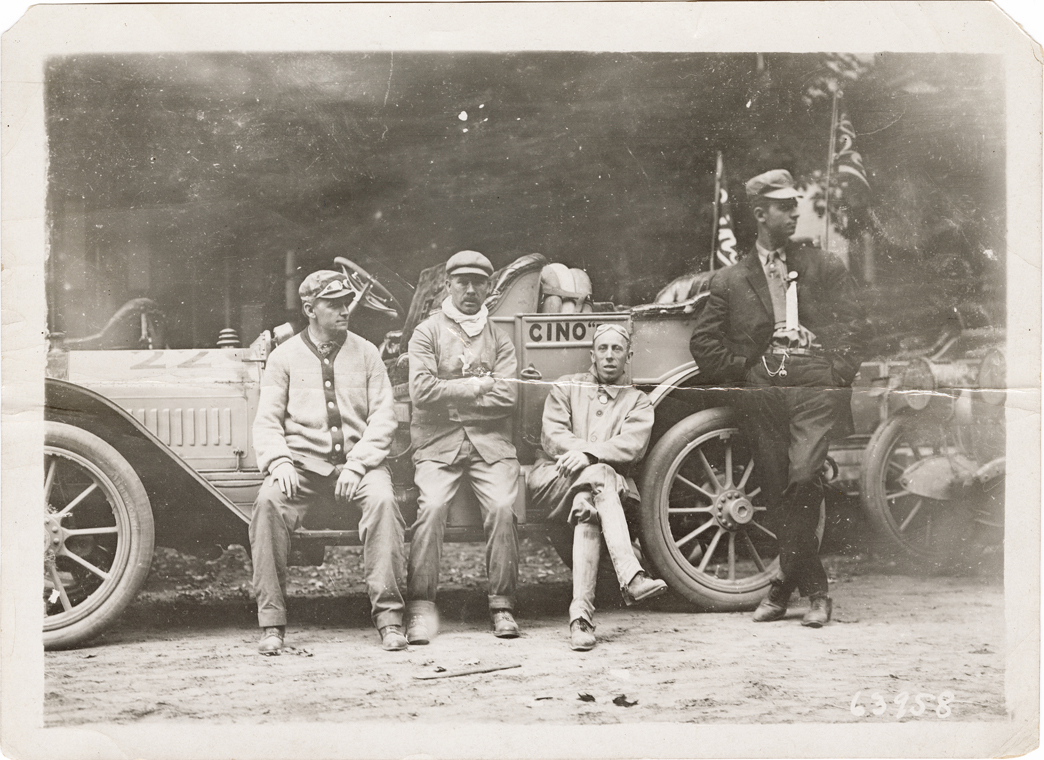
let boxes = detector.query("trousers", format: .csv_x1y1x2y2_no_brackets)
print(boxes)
741,353,851,598
249,465,406,629
528,460,643,624
407,437,520,613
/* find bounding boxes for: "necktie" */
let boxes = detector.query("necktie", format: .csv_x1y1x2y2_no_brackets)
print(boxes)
765,251,788,327
765,251,800,332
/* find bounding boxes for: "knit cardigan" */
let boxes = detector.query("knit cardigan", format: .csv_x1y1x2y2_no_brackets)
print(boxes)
253,331,396,477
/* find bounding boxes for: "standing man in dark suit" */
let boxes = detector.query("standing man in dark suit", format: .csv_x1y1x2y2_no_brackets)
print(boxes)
689,169,870,627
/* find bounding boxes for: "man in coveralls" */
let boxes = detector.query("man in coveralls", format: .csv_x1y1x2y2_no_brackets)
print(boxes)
527,323,668,650
689,170,869,627
405,250,522,643
250,270,407,654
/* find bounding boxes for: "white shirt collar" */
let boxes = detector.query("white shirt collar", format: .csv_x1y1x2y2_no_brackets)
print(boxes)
755,240,786,267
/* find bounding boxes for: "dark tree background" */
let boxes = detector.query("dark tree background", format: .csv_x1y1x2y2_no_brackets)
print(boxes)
46,52,1003,352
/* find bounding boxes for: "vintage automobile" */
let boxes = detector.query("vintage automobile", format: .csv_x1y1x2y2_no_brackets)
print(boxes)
44,253,892,650
859,310,1005,570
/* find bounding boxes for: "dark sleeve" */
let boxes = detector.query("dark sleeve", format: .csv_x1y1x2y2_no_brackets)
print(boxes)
689,270,747,385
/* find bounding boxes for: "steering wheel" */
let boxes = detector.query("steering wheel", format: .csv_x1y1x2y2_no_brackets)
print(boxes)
334,256,403,320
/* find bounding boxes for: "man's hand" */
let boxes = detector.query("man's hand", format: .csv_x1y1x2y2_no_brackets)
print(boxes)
271,461,300,499
469,375,496,396
556,450,593,477
335,468,363,503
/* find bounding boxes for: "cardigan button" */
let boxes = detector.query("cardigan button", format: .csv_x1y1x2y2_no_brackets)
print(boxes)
325,381,332,388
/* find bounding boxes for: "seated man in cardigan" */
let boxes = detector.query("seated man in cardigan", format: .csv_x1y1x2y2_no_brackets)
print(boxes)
527,323,667,651
250,270,407,654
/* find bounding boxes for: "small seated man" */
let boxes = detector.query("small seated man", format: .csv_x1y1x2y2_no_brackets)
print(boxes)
527,323,667,651
250,270,407,654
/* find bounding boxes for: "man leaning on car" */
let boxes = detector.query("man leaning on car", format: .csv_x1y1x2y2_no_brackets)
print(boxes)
689,169,869,628
250,270,409,654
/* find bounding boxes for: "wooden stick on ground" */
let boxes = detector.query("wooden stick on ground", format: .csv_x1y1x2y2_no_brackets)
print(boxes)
413,663,521,681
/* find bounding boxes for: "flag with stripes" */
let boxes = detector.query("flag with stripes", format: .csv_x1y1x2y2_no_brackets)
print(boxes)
714,174,740,268
833,114,871,190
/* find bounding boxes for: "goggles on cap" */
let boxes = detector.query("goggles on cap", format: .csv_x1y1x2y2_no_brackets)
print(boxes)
592,323,631,346
311,278,354,300
300,271,357,303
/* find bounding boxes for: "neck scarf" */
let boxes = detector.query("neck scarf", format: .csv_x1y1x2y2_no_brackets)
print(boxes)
441,296,488,338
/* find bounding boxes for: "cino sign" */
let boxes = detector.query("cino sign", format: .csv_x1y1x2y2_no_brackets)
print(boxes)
526,319,625,344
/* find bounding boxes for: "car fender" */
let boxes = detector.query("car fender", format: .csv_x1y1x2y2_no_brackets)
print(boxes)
45,378,249,547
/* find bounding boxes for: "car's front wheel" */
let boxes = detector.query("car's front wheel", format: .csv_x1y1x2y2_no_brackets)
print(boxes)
44,422,155,649
639,407,822,611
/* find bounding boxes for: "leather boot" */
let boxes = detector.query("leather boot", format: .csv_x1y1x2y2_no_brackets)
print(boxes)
491,610,520,638
569,618,596,651
752,580,791,622
379,625,408,651
802,595,833,628
258,625,285,655
623,572,668,606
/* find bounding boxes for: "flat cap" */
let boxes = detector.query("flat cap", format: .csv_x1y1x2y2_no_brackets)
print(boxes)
445,250,494,278
745,169,801,200
298,270,356,303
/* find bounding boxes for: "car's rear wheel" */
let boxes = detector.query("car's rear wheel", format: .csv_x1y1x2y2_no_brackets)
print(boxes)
639,408,823,612
861,412,1003,571
44,422,154,649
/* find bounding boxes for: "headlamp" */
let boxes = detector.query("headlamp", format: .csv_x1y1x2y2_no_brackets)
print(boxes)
899,357,935,411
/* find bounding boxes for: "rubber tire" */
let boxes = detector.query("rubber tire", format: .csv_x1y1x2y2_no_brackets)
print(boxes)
639,407,825,612
44,422,155,650
860,412,1001,571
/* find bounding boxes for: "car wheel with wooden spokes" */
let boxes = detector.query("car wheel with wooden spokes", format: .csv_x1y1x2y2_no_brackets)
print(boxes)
639,407,823,611
44,422,154,649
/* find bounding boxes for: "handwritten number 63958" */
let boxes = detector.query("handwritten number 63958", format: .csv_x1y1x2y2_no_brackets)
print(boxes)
850,690,953,718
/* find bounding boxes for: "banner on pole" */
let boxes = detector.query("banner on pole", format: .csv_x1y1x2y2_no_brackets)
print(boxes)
833,112,871,191
713,163,740,268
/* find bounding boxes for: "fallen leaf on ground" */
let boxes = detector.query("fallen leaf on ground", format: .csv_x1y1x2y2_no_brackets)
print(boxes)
578,693,596,703
612,695,638,707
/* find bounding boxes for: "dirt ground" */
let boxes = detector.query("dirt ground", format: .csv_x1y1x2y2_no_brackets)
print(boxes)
45,535,1005,727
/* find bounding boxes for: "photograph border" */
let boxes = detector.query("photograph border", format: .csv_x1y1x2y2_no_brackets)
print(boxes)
2,3,1040,758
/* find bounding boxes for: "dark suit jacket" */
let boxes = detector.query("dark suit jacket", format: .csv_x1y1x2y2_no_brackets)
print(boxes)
689,241,870,388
